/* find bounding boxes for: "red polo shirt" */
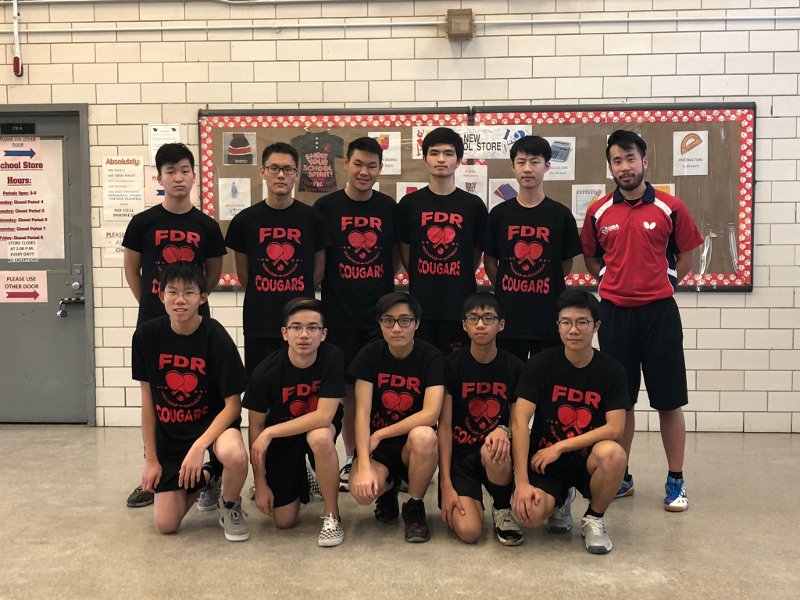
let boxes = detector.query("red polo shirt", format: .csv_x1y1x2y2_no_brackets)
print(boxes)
581,182,703,307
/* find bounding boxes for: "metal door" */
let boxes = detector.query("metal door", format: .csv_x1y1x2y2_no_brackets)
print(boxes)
0,105,94,423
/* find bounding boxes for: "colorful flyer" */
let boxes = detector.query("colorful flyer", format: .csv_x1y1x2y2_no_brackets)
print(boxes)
369,131,401,175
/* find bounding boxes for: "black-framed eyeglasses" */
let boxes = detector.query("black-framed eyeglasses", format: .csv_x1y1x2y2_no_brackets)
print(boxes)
557,318,594,331
264,165,298,175
379,316,416,329
285,324,324,333
464,314,499,325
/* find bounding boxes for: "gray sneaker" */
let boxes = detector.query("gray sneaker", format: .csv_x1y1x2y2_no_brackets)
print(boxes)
218,497,250,542
491,507,524,546
318,514,344,547
581,514,612,554
547,487,576,534
197,476,221,512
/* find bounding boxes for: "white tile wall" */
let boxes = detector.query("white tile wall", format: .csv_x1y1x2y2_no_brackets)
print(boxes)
2,1,798,431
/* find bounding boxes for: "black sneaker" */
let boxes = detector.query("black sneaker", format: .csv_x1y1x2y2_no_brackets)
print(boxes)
402,499,431,543
127,485,154,508
374,486,400,524
338,461,352,492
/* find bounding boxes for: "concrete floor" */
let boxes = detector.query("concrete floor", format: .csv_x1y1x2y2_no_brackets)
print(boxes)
1,426,798,600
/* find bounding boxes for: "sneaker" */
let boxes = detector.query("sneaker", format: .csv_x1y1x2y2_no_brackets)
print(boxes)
307,463,322,502
126,485,154,508
374,485,400,524
399,479,409,493
547,486,576,534
581,514,612,554
401,499,431,543
339,461,352,493
318,514,344,547
248,484,256,501
218,497,249,542
664,476,689,512
197,475,221,512
492,507,524,546
615,474,634,498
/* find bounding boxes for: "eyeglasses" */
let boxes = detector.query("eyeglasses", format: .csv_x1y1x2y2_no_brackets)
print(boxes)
379,316,416,329
285,324,324,333
557,318,594,331
464,314,499,325
264,165,298,175
164,289,200,299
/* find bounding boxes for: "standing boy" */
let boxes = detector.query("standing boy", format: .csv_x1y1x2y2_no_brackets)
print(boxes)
133,262,250,542
123,143,227,508
395,127,488,354
315,136,400,491
512,290,629,554
439,292,525,546
244,298,346,547
484,135,582,362
225,142,330,375
348,292,444,543
581,130,703,511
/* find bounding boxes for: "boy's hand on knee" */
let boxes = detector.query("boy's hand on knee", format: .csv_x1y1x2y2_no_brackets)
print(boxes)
513,482,540,526
141,459,162,493
440,484,465,528
178,444,205,489
350,465,379,503
255,482,274,516
251,431,272,473
530,443,562,475
484,429,511,464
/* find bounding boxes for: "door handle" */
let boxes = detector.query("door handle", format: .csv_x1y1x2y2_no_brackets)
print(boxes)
56,296,85,318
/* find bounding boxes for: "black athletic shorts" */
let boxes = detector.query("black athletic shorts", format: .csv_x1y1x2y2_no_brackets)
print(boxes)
155,424,240,493
416,319,468,355
497,337,561,363
263,411,343,508
368,434,409,485
528,450,592,508
244,336,285,376
598,296,689,411
324,326,380,383
449,446,489,503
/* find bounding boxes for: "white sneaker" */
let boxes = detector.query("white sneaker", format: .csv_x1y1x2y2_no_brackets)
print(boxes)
547,487,575,534
318,514,344,547
491,507,524,546
581,514,612,554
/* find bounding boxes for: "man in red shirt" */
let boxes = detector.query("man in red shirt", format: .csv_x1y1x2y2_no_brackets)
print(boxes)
581,130,702,512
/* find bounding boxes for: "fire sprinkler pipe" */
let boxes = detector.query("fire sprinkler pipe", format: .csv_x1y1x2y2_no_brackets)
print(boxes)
12,0,23,76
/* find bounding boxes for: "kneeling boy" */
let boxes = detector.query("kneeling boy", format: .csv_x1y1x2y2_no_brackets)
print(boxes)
134,262,250,541
439,292,525,546
348,292,444,543
244,298,346,547
511,290,630,554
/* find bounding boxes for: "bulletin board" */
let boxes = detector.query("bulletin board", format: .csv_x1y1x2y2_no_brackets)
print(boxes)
474,104,756,291
198,108,470,287
199,103,755,292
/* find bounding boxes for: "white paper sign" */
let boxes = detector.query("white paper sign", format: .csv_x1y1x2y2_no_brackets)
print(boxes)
411,126,533,160
673,130,708,176
544,137,576,181
455,163,488,206
219,178,252,220
148,124,181,165
102,156,144,223
572,184,606,224
97,227,126,261
0,270,47,303
369,132,401,175
0,137,65,260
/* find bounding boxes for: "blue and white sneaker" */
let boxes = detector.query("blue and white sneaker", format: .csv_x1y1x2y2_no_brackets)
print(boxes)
615,474,634,499
664,476,689,512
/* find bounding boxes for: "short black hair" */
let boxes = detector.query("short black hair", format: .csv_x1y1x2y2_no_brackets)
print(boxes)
376,291,421,322
262,142,299,168
159,261,207,294
155,143,195,174
606,129,647,163
510,135,552,162
347,136,383,162
462,292,504,320
422,127,464,161
282,297,326,327
555,289,600,322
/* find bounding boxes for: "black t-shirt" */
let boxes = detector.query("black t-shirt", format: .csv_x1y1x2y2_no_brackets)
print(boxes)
122,205,227,323
225,200,330,338
395,186,488,321
131,316,247,454
444,348,524,451
348,338,444,433
291,132,345,194
515,347,631,457
315,189,397,328
485,197,582,341
242,343,346,427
